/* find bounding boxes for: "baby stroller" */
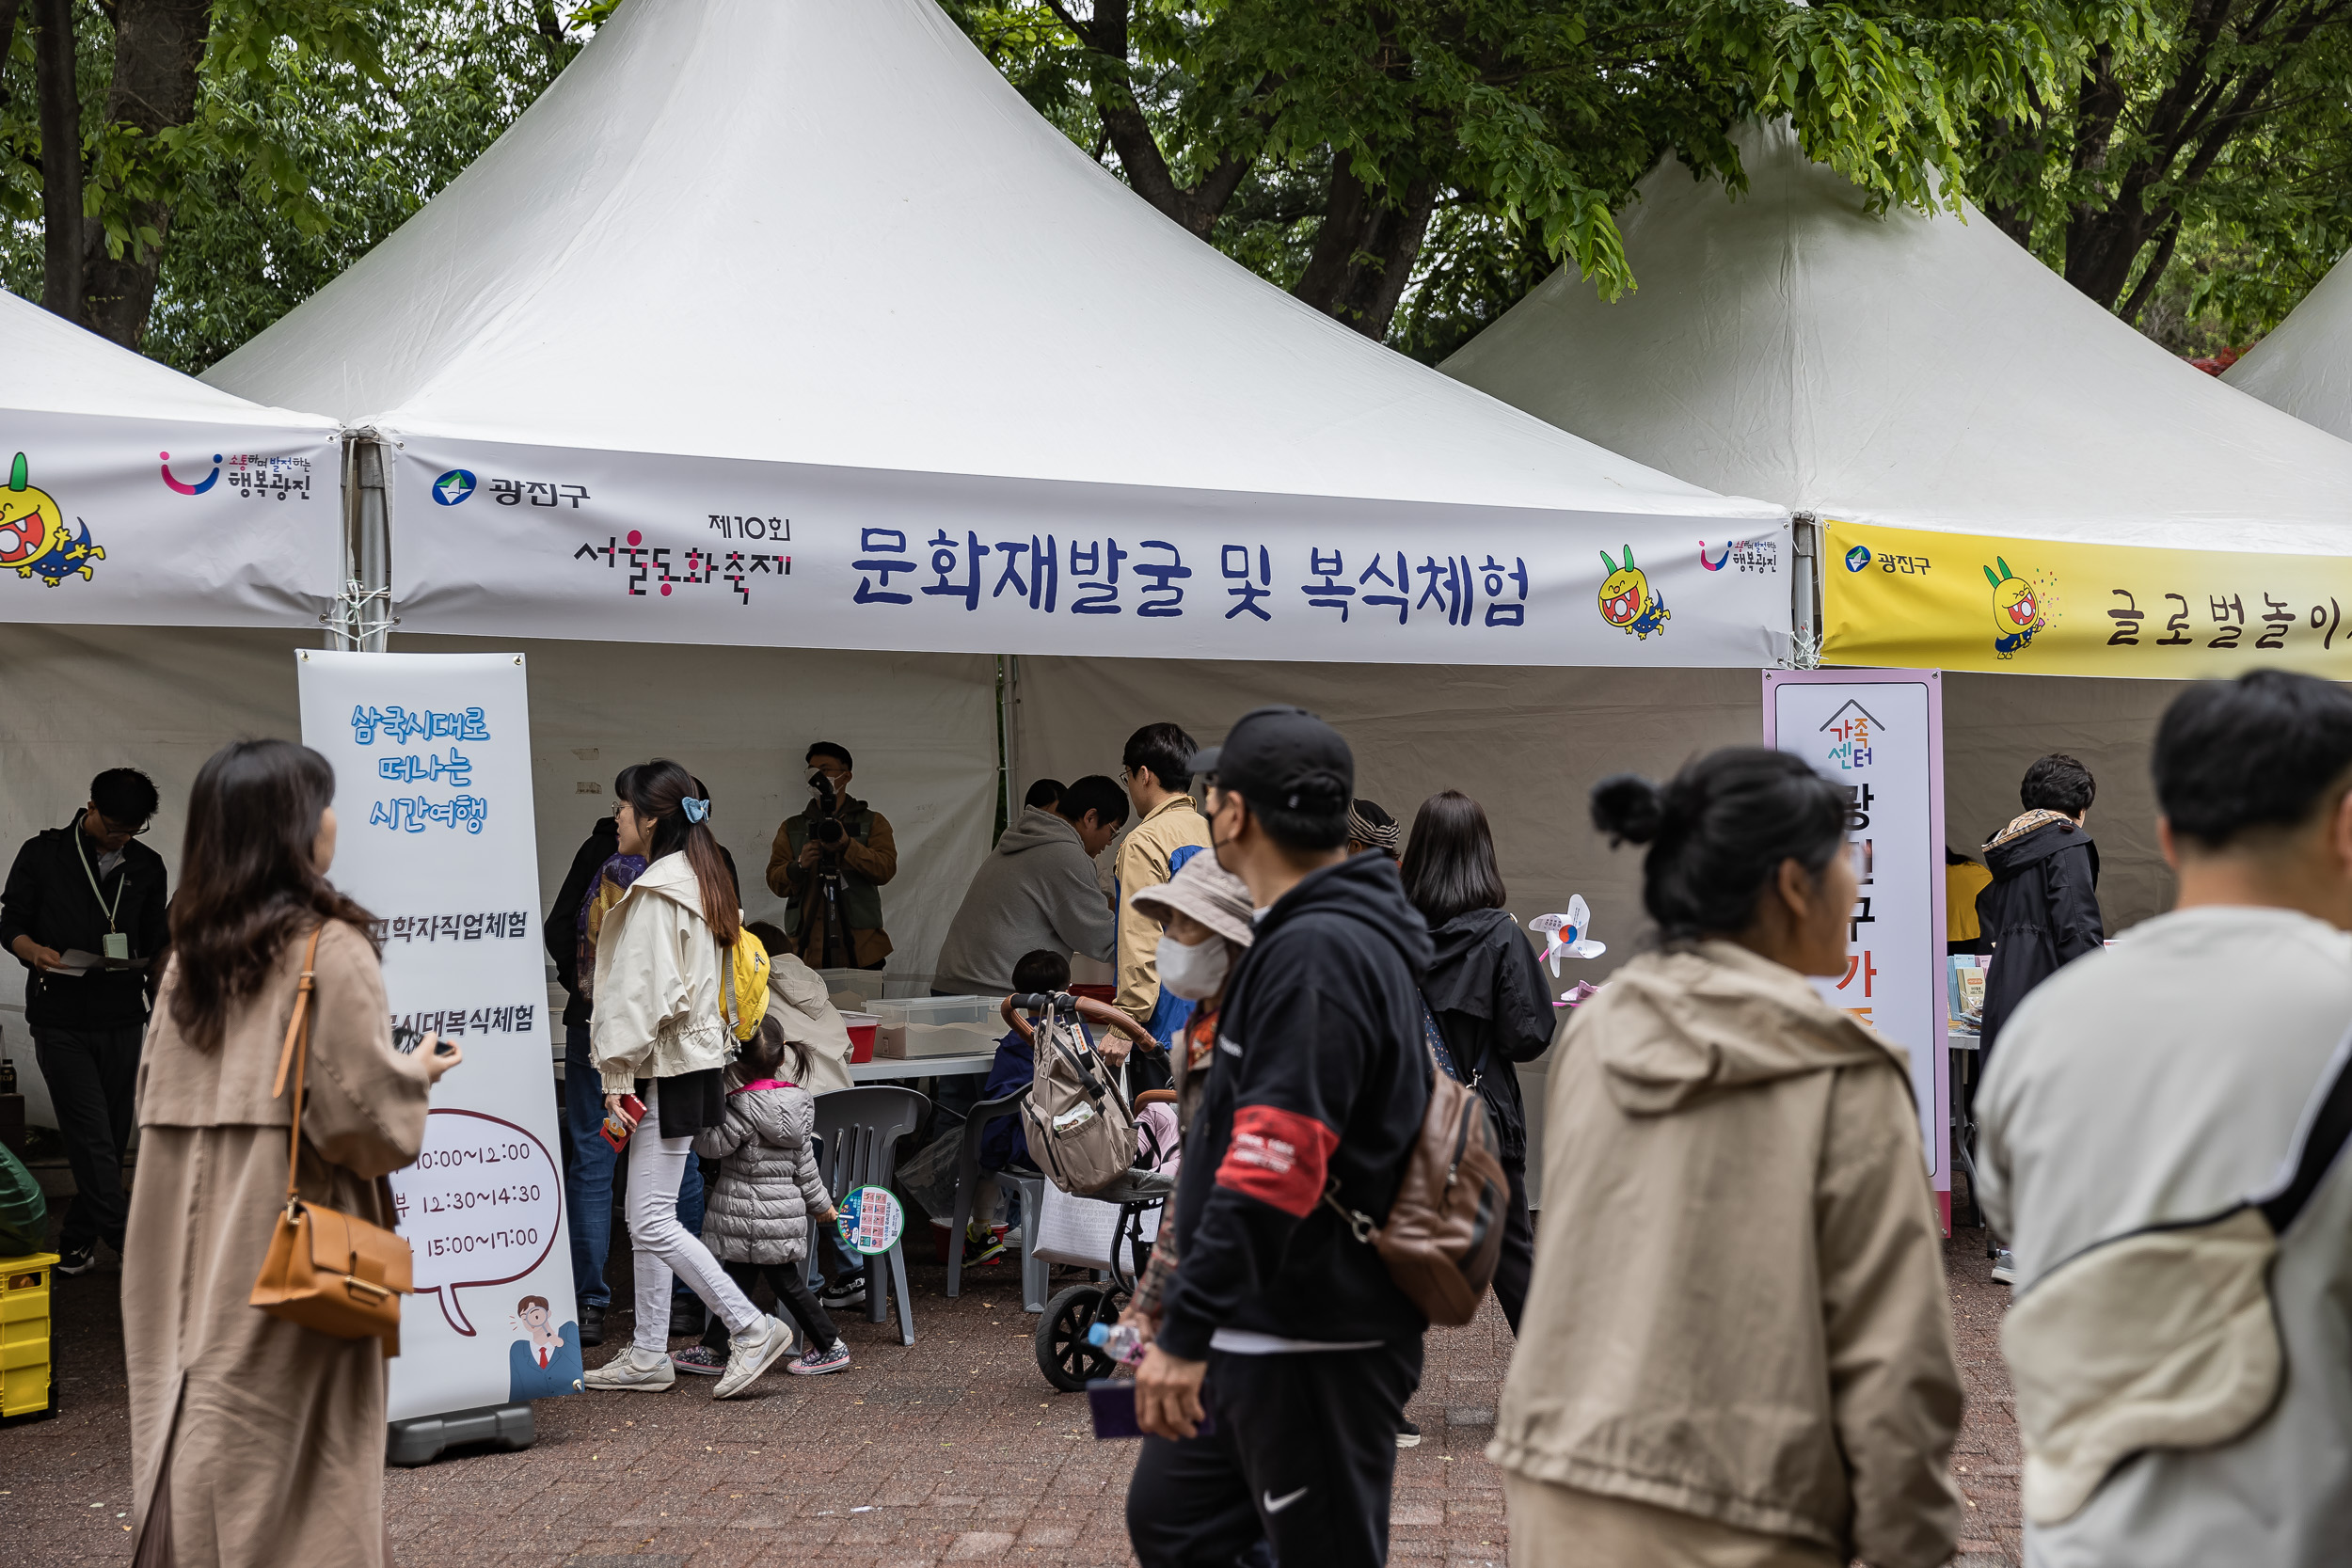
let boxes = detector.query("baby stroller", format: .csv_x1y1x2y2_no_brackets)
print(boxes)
1003,990,1179,1392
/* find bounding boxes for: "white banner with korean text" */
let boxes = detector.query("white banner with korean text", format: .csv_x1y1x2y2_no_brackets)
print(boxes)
295,649,580,1425
1763,670,1952,1226
0,408,340,626
385,436,1792,667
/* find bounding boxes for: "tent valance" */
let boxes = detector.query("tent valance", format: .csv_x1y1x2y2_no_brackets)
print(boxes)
0,290,342,629
388,434,1790,666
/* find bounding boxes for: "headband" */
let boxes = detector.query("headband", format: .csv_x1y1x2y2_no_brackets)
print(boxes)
681,797,711,824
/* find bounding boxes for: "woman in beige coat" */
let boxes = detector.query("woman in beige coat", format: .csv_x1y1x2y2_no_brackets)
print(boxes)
1491,749,1964,1568
125,739,459,1568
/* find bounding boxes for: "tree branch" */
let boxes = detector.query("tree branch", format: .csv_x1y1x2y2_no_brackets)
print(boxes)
33,0,83,324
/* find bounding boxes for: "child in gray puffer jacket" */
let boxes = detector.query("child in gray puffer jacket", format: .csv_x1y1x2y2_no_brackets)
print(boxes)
674,1015,851,1377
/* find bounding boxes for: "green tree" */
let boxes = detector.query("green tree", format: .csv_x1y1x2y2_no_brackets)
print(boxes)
1963,0,2352,338
950,0,2104,357
0,0,580,360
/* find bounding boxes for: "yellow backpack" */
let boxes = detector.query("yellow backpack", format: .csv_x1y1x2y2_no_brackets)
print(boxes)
721,928,771,1042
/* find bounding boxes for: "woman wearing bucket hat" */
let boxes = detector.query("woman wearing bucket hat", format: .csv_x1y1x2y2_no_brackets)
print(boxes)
1112,851,1256,1383
1128,853,1256,1131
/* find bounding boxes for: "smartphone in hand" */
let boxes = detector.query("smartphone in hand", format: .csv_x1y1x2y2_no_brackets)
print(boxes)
600,1094,646,1151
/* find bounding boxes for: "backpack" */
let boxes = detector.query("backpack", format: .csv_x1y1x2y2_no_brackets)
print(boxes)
1019,1002,1138,1196
1322,1026,1510,1326
720,928,771,1043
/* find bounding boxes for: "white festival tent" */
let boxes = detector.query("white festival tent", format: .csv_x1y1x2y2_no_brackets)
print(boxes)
187,0,1801,1015
0,293,345,1125
2224,254,2352,442
1441,120,2352,934
203,0,1788,672
1442,120,2352,558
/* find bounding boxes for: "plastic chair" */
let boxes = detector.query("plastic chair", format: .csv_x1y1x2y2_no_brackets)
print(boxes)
946,1085,1048,1312
811,1085,930,1347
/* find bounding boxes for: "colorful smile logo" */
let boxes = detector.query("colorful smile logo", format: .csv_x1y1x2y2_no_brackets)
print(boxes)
1845,545,1872,572
1,452,103,586
159,450,220,496
1984,555,2046,657
1597,546,1670,640
433,469,476,506
1700,541,1730,572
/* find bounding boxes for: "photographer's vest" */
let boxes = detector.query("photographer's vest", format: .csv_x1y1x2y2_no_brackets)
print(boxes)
784,802,883,933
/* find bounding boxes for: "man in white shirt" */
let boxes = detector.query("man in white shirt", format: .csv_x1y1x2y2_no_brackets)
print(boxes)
1978,669,2352,1566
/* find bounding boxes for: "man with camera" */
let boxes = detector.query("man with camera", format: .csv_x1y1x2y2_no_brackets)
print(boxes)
767,742,898,971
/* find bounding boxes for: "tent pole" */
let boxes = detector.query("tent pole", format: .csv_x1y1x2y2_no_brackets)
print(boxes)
351,433,393,654
996,654,1018,846
1790,513,1822,669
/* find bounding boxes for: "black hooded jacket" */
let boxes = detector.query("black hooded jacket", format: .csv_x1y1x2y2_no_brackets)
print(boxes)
1975,816,2103,1054
1422,907,1557,1165
546,817,621,1029
1156,850,1435,1358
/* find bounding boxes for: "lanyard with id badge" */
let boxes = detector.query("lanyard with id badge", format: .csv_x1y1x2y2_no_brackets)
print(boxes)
75,816,132,961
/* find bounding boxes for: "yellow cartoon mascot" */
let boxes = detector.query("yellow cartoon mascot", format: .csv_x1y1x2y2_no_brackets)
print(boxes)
1597,546,1670,640
1985,557,2042,657
0,452,102,586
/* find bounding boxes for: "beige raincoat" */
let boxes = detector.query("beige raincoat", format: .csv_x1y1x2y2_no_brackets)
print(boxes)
1490,941,1964,1568
124,921,432,1568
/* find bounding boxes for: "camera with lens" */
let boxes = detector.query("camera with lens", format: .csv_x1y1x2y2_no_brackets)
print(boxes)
809,771,850,847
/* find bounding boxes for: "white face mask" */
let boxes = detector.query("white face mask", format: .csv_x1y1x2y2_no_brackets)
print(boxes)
1156,930,1231,1001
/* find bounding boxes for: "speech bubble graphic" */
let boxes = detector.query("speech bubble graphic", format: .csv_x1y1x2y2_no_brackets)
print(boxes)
389,1107,564,1336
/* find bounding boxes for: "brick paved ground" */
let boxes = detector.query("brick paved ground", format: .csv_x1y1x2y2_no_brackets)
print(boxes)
2,1222,2020,1567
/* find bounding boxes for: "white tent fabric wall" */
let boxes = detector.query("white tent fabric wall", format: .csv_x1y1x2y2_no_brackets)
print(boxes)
1011,659,2190,1203
0,625,998,1128
201,0,1790,668
0,626,311,1127
1942,672,2180,933
1441,121,2352,553
399,635,1000,985
0,289,342,628
2225,254,2352,442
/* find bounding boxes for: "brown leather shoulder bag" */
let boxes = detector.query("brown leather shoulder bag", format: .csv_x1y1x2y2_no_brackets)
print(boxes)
247,926,413,1346
1323,1016,1511,1327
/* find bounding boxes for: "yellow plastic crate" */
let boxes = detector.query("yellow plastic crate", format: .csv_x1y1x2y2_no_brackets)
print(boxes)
0,1251,58,1420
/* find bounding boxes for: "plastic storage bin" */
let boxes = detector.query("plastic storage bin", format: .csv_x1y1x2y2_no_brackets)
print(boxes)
870,995,1001,1059
1,1251,58,1422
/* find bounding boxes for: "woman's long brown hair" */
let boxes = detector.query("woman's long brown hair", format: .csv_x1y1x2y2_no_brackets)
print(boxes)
618,759,741,944
169,739,377,1051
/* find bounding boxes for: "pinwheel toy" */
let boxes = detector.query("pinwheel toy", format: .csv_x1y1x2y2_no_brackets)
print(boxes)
1529,895,1606,976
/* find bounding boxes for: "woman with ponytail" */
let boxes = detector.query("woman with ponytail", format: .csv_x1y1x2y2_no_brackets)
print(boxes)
1489,749,1964,1568
582,761,795,1400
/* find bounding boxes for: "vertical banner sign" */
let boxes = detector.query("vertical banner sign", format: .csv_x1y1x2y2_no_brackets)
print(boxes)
1763,670,1951,1228
296,650,581,1422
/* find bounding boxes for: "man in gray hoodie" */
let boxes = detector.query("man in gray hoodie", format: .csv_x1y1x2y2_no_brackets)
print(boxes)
1980,669,2352,1566
935,775,1127,996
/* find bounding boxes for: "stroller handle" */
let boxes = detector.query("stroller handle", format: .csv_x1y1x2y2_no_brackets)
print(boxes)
1008,991,1078,1015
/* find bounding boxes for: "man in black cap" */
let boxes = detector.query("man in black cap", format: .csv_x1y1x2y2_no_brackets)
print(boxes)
1124,706,1434,1568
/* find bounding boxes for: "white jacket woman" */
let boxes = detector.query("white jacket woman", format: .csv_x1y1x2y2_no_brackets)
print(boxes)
580,761,797,1402
592,849,733,1091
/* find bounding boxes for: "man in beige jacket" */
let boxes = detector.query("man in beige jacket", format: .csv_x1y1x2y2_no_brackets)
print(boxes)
1115,723,1213,1052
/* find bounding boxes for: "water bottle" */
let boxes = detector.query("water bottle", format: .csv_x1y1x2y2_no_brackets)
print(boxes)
1088,1322,1147,1365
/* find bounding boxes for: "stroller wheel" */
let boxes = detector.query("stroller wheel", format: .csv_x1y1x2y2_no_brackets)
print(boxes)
1036,1283,1119,1392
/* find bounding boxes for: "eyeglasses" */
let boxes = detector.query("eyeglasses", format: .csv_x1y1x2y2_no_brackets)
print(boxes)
89,811,151,837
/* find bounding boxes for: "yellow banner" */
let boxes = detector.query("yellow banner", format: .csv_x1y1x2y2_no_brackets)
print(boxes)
1821,520,2352,678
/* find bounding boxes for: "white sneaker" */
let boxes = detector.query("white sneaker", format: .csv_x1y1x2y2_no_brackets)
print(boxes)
1990,1249,2019,1286
582,1347,675,1392
713,1314,794,1399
